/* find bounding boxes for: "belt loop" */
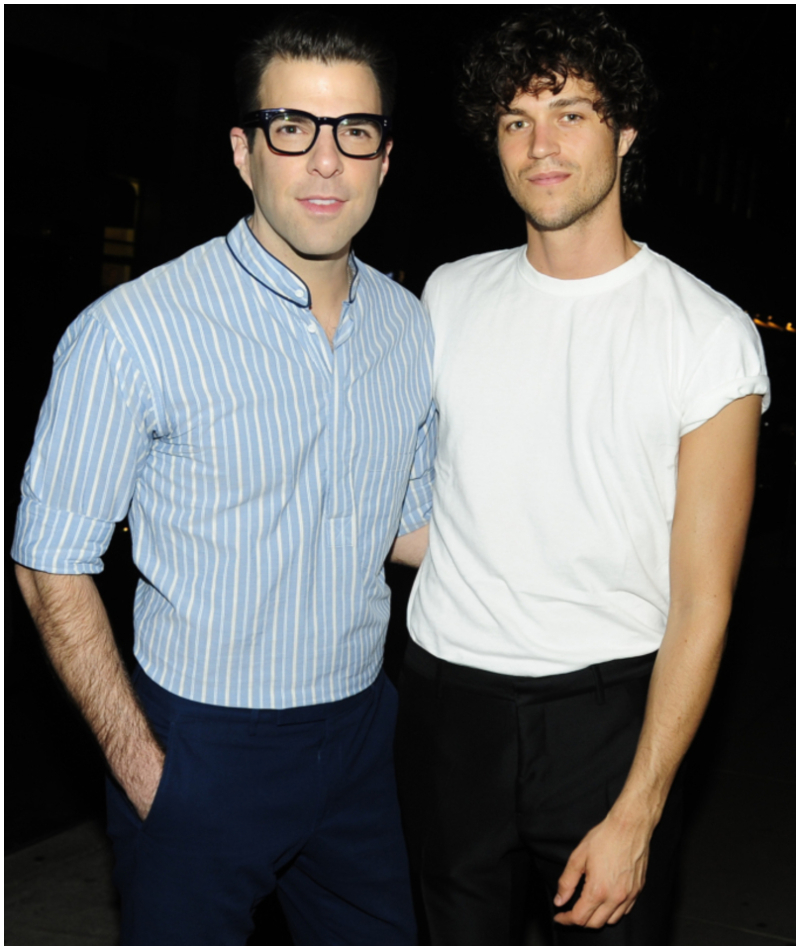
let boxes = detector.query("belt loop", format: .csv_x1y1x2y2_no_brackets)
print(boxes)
591,665,605,706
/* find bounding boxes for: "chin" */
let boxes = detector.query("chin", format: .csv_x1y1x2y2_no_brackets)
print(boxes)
293,239,352,261
525,199,598,232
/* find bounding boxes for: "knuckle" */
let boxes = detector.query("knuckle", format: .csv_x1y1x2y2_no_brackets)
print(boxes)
585,883,606,902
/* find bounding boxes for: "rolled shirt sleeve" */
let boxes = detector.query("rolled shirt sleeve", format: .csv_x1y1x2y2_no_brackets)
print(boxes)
398,399,437,536
12,311,156,575
680,312,771,437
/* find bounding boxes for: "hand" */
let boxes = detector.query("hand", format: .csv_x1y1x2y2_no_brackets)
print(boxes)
553,811,654,929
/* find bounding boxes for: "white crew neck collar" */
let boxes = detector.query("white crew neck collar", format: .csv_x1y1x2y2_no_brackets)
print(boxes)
516,242,652,297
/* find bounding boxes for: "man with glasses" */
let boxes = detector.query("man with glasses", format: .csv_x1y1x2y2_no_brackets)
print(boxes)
13,14,432,946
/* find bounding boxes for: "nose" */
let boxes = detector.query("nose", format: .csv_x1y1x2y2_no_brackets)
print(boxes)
306,125,344,178
528,120,559,160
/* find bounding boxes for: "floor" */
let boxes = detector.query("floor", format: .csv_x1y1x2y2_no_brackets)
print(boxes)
5,530,794,946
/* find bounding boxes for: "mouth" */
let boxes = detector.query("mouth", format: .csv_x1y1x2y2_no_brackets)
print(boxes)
298,197,346,214
527,172,571,187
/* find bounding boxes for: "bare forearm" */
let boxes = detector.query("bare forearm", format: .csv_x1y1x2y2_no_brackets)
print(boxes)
389,524,429,567
611,600,729,823
15,565,163,816
554,396,760,927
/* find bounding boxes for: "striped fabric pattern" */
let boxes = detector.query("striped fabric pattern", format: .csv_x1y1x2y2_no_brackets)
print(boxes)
13,218,436,709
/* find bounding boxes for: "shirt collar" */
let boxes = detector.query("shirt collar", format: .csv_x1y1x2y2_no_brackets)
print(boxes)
225,217,362,309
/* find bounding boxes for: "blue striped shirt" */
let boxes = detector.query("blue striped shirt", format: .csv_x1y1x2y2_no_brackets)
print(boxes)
13,218,436,708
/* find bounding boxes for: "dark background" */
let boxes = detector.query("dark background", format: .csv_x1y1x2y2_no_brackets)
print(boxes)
5,4,794,942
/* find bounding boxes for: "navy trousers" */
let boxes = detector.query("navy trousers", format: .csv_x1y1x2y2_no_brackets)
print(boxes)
396,641,684,946
107,666,416,946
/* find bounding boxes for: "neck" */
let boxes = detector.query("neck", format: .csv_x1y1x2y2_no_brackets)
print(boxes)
296,252,352,313
525,202,639,280
247,215,352,308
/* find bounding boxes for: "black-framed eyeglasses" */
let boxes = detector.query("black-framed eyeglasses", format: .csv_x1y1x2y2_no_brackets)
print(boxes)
242,109,392,158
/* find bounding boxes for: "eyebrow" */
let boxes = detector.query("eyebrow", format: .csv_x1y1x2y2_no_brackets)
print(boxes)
500,96,597,118
548,96,596,110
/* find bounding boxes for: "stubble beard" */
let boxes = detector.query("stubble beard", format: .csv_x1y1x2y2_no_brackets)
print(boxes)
507,158,619,233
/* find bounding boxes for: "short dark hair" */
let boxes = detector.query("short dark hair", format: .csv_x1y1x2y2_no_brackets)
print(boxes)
459,7,657,202
235,13,397,149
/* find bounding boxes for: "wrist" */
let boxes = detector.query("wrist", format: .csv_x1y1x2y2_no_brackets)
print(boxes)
111,729,164,786
608,784,665,832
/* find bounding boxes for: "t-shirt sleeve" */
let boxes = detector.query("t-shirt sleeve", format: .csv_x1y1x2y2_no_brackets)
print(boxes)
679,312,770,437
12,312,156,574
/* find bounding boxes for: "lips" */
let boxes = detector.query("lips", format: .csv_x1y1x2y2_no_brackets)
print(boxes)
528,172,571,186
297,196,347,214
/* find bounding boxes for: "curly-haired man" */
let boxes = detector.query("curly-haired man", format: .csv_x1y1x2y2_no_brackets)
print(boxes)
395,8,769,945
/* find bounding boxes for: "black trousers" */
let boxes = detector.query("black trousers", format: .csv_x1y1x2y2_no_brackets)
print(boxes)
395,640,684,946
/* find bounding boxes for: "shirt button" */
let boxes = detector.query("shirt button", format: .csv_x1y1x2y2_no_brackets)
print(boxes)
294,289,304,297
306,323,316,333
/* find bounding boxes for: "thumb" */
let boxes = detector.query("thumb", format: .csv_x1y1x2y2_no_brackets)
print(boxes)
554,856,585,907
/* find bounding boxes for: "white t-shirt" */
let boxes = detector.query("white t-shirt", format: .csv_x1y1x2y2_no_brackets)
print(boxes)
408,244,770,676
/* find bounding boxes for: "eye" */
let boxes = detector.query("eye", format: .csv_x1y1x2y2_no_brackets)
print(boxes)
341,126,373,139
275,124,305,136
562,113,584,123
271,114,315,137
502,118,528,134
338,119,380,141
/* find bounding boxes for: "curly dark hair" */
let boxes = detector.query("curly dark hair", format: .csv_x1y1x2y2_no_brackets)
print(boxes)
459,7,657,203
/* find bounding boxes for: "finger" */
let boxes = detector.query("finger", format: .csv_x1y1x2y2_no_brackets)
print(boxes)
564,892,637,930
554,858,585,907
606,900,635,927
553,907,606,929
553,892,602,928
583,903,617,930
589,887,642,929
621,896,639,918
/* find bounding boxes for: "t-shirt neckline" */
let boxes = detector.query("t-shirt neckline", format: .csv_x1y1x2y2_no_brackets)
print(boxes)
516,242,652,297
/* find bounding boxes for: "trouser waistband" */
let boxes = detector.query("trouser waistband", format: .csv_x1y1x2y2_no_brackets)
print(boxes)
403,638,657,705
133,664,381,725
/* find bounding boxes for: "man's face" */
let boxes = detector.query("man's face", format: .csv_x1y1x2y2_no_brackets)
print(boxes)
231,57,391,263
496,75,636,233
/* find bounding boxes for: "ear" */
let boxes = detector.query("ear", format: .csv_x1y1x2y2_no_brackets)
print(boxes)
378,137,393,187
617,126,638,158
230,127,254,191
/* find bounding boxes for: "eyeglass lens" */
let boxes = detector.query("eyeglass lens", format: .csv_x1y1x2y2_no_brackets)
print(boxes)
268,113,384,156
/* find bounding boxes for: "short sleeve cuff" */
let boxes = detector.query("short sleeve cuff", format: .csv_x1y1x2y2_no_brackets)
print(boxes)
11,497,115,574
680,374,770,437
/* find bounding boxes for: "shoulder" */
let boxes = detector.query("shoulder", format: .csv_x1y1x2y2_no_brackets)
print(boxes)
421,248,523,323
639,248,769,420
100,233,229,309
76,234,230,340
355,259,428,321
425,246,522,295
642,247,759,346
